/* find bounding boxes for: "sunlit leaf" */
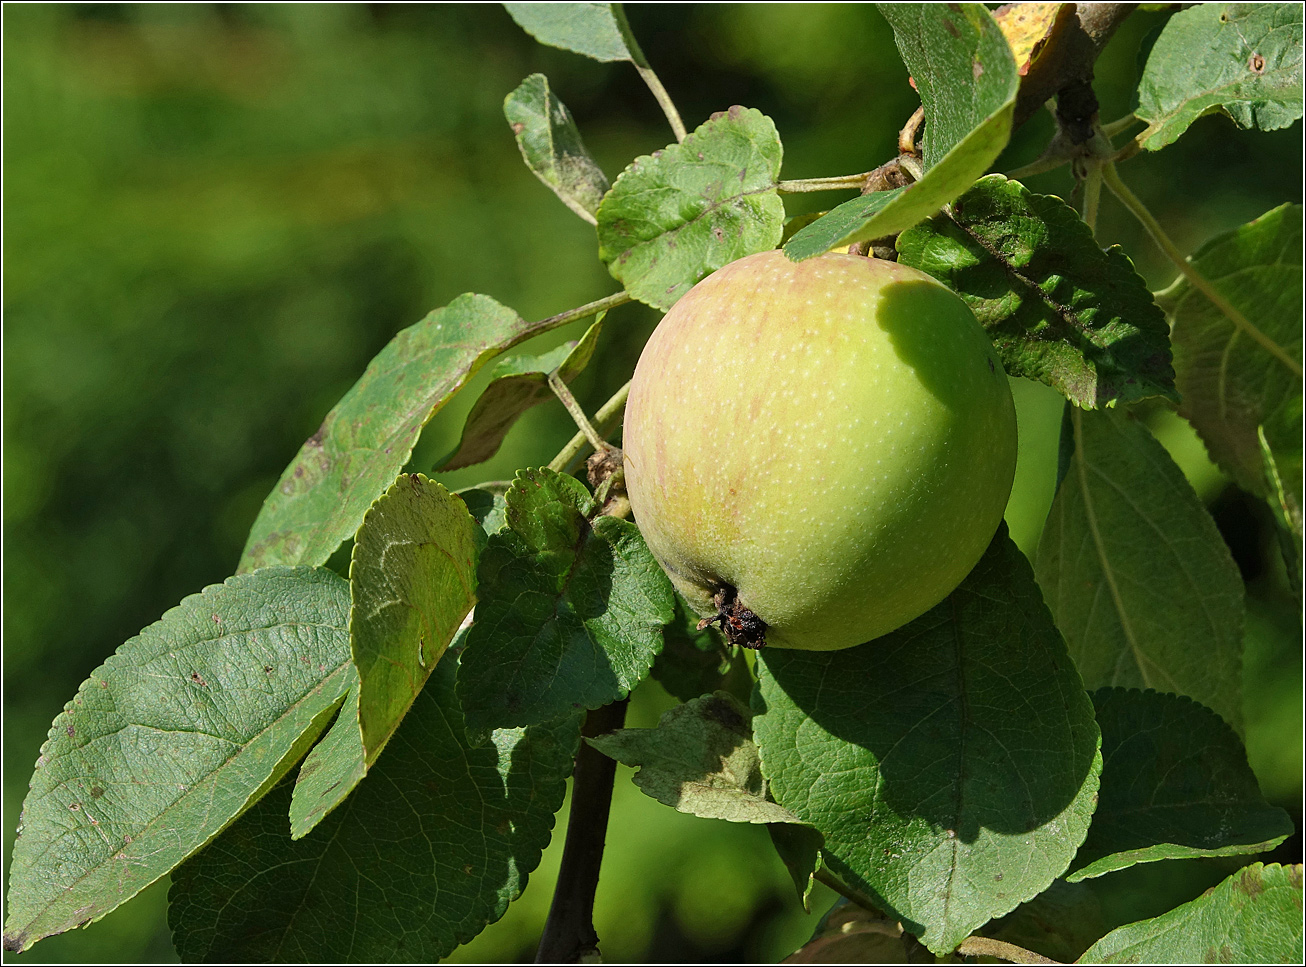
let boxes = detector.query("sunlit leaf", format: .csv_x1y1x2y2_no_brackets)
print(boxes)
3,568,352,953
597,106,784,310
1135,3,1304,151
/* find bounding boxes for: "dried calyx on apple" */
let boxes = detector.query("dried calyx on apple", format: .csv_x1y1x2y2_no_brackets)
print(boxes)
622,250,1018,652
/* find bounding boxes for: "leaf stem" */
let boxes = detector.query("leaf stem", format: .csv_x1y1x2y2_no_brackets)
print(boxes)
812,866,887,917
535,700,629,963
955,936,1061,965
548,380,631,474
1100,112,1138,139
1081,162,1101,235
777,173,875,193
611,5,687,143
1101,162,1303,377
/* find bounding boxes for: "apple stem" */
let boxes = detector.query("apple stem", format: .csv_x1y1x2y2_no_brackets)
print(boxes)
1101,161,1303,377
548,379,630,475
549,371,614,455
897,106,924,157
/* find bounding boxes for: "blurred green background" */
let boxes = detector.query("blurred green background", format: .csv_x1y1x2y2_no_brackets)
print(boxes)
3,4,1300,963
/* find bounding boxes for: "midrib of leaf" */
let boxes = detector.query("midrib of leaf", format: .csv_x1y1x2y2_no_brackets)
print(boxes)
22,655,352,933
1072,409,1152,691
1217,327,1239,422
273,794,354,961
615,180,778,250
1178,262,1304,377
942,593,968,930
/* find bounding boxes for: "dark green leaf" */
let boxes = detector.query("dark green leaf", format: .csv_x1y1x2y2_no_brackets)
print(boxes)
435,315,604,472
502,2,638,64
1067,688,1292,881
783,188,907,261
351,473,479,763
588,692,804,825
1035,409,1245,731
169,654,581,962
457,468,674,731
239,294,531,572
1135,3,1304,151
1078,862,1304,963
458,482,511,536
981,880,1107,964
754,526,1102,955
3,568,352,954
785,5,1018,260
287,672,365,840
769,823,826,914
897,175,1177,407
1161,203,1303,534
597,106,784,310
649,594,732,703
505,73,611,221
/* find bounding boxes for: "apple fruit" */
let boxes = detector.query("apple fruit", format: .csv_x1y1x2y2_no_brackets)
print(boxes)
621,250,1017,651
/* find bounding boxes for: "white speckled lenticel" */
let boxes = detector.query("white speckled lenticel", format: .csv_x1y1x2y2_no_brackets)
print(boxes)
622,250,1018,651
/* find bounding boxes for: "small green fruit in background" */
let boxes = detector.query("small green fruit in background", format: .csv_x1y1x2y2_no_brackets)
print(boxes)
622,250,1017,651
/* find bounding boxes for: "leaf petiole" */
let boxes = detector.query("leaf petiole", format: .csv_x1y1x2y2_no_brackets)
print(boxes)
1101,162,1303,377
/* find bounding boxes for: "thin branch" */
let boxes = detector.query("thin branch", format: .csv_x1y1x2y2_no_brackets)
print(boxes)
529,291,633,343
1013,4,1135,132
535,700,629,963
1101,162,1303,377
956,935,1062,965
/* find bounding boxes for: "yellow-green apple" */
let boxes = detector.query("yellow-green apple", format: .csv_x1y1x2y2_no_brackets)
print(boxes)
622,250,1017,651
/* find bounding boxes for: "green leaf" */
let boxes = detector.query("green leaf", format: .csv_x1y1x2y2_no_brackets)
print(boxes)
981,880,1107,964
1135,3,1304,151
754,526,1102,956
1078,862,1304,963
897,175,1178,407
287,671,365,841
503,2,639,64
648,594,732,703
3,567,352,954
597,106,785,310
786,898,933,964
456,468,674,731
1035,409,1245,731
588,692,804,825
168,654,581,962
435,314,604,472
768,823,825,913
239,294,536,572
505,73,611,221
1066,688,1292,882
352,473,480,763
458,482,511,536
1161,204,1303,532
784,4,1018,260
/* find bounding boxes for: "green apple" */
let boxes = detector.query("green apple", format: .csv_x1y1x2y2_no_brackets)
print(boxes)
622,250,1017,651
